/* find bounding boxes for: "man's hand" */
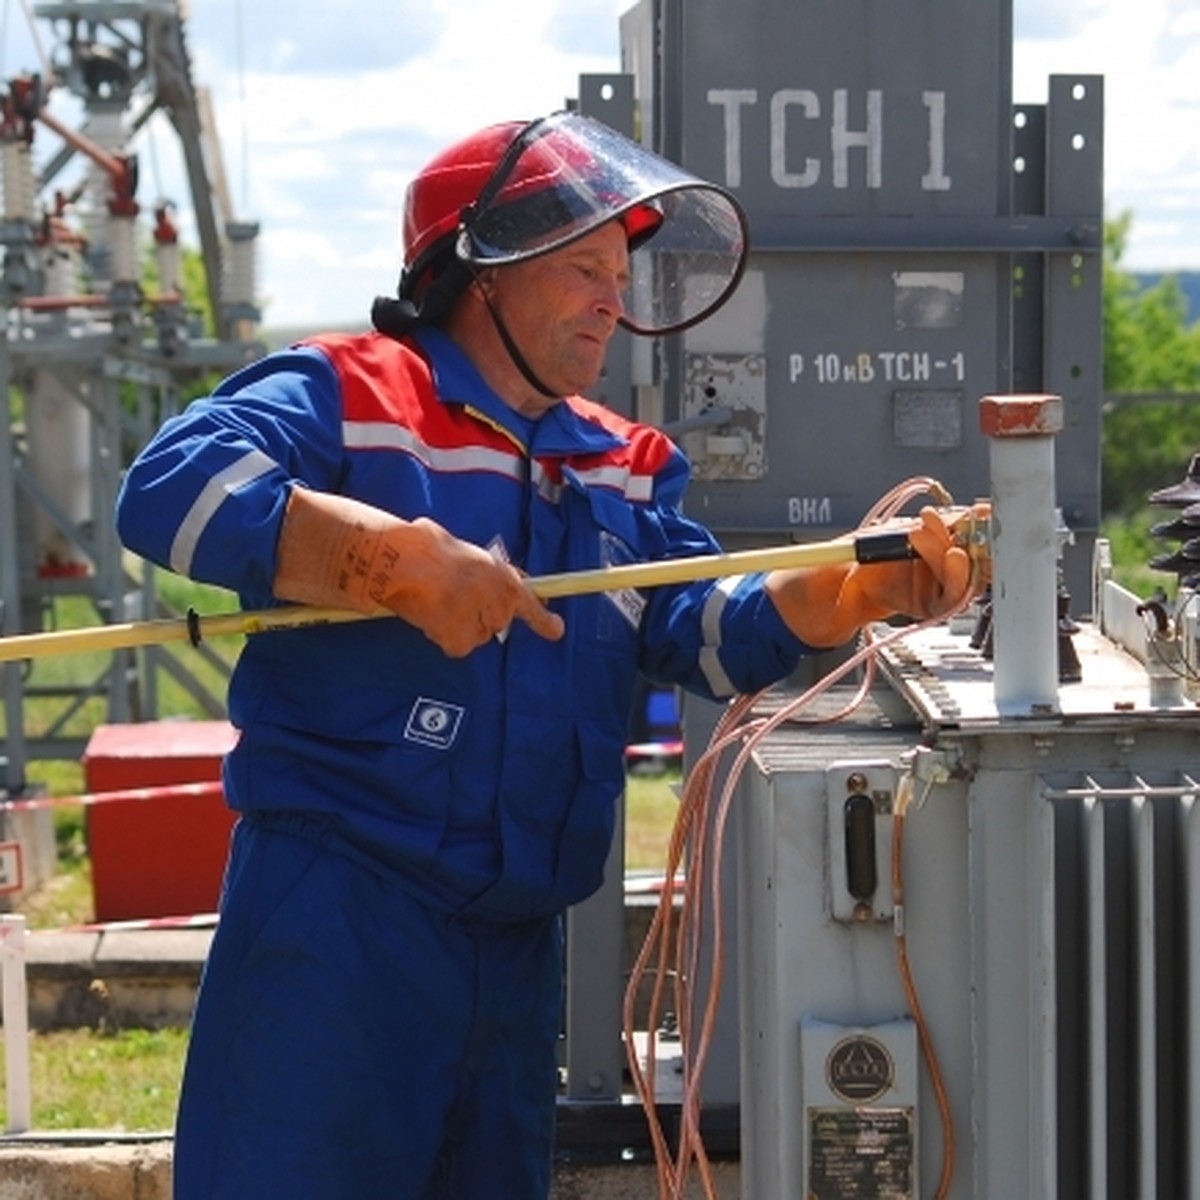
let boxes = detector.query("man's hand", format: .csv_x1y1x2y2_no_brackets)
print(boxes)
273,488,564,657
764,506,977,648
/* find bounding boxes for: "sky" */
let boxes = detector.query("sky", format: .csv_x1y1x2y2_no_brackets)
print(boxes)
4,0,1198,334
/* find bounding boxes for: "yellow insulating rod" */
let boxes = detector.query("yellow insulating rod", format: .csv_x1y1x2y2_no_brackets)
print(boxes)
0,517,986,665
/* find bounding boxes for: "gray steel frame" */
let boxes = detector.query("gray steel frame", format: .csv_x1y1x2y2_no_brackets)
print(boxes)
1,2,263,790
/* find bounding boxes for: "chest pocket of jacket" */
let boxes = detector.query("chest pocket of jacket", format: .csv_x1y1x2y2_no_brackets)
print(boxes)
568,481,646,651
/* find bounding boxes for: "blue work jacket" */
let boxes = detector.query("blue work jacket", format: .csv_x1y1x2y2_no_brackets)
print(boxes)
115,328,808,922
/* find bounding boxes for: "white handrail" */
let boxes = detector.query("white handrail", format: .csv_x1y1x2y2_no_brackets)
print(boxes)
1,913,32,1134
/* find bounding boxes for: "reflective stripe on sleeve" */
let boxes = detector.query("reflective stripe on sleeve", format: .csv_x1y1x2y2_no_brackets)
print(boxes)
697,575,744,698
169,449,279,576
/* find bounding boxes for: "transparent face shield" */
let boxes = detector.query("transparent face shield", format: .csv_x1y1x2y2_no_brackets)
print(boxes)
455,112,749,336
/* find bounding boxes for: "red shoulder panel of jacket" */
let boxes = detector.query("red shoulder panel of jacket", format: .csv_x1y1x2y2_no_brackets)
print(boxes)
302,331,680,479
301,331,433,423
565,393,678,477
301,331,519,455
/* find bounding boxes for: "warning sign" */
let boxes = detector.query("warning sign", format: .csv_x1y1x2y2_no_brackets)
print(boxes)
0,841,23,895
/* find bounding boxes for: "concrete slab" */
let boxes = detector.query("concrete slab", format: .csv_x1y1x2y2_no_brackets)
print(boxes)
15,929,208,1031
22,933,100,973
93,929,213,975
0,1139,173,1200
0,1140,741,1199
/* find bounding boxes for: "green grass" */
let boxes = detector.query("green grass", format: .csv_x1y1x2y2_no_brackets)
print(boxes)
0,1028,187,1132
624,765,682,872
1100,507,1180,600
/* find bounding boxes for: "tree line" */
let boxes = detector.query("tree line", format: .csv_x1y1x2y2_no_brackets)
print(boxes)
1102,212,1200,515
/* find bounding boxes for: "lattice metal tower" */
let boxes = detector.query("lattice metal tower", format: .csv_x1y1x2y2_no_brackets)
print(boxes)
0,1,264,792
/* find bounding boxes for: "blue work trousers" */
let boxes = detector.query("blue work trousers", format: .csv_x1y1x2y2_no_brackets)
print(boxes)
173,816,563,1199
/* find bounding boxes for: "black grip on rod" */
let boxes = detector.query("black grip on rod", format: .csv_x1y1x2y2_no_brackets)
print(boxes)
854,530,916,564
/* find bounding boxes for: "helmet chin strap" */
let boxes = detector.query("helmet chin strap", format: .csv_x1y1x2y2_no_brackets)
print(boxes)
475,281,561,401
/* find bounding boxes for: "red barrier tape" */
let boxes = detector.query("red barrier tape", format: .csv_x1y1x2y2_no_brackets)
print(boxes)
49,911,220,935
1,779,223,814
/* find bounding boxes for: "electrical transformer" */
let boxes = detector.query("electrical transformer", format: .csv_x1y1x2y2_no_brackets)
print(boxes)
735,397,1200,1200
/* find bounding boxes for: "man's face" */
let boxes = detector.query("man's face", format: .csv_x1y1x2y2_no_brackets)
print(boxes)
486,221,631,409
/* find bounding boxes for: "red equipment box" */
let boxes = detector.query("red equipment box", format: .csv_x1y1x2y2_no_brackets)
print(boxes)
82,720,239,923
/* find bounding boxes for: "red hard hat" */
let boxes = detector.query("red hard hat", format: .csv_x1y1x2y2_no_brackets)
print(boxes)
402,117,663,282
402,121,524,273
389,112,747,336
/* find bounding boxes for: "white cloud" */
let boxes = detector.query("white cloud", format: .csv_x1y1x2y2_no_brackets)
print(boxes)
6,0,1200,325
174,0,628,325
1013,0,1107,40
1014,0,1200,271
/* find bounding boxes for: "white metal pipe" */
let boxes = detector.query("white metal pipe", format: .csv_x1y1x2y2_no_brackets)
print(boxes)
41,241,83,297
980,395,1063,716
109,213,138,284
81,109,125,282
2,141,37,222
222,221,260,308
26,368,92,575
155,238,183,295
1,913,32,1134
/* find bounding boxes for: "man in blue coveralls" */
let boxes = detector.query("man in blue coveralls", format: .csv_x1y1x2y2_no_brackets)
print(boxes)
115,112,970,1198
